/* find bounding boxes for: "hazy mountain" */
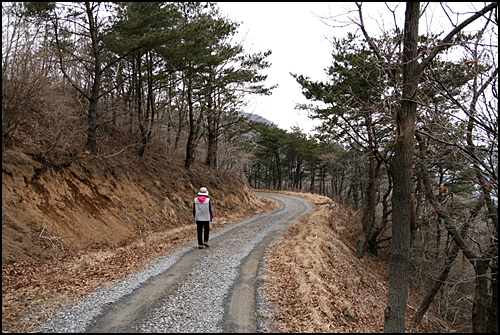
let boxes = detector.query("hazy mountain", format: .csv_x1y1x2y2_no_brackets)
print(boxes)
241,112,274,126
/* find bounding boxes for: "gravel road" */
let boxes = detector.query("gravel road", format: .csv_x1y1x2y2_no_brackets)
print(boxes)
38,192,312,333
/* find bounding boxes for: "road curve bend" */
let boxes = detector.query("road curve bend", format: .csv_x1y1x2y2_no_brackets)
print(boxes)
39,192,311,333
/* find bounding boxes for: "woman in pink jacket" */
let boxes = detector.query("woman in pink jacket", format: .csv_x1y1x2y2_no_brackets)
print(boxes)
193,187,213,249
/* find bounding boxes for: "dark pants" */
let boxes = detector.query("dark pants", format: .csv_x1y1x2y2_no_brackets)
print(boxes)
196,221,210,245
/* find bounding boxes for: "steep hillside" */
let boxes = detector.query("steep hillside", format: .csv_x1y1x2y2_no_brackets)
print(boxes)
2,147,261,266
2,146,275,332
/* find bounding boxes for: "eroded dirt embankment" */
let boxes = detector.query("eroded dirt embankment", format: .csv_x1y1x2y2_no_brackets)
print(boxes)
2,147,268,333
2,148,261,265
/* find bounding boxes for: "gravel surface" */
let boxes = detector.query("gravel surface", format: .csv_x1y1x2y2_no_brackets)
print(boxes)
38,192,311,333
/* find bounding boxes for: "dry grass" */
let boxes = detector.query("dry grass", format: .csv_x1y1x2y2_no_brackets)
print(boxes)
261,190,459,333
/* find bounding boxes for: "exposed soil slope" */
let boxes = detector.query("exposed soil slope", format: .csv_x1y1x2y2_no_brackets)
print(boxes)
2,147,260,265
2,147,266,332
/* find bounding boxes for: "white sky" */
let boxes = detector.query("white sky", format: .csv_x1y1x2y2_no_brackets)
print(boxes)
216,2,486,134
217,2,338,134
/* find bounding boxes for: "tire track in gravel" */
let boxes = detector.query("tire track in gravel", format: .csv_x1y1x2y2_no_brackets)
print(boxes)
221,192,311,332
51,192,311,333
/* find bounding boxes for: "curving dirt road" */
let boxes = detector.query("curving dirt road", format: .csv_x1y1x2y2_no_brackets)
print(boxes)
73,192,312,333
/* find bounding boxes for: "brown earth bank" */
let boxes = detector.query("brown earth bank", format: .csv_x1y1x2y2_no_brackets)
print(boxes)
2,147,463,333
2,147,261,265
2,147,265,332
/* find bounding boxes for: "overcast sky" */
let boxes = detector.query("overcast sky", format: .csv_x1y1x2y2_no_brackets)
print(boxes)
217,2,338,134
216,2,487,134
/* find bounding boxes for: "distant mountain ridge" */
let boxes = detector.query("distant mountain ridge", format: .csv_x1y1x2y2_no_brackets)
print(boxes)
242,111,274,126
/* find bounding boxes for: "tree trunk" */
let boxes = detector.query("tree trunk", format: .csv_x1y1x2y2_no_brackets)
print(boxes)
309,162,316,193
369,171,392,256
356,151,381,258
275,150,282,190
205,90,219,167
138,52,155,158
473,260,490,333
294,158,302,189
487,252,498,333
135,54,146,157
87,96,99,155
184,75,196,170
383,2,420,332
85,2,101,155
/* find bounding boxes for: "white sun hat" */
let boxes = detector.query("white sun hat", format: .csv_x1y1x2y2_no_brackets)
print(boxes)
198,187,209,196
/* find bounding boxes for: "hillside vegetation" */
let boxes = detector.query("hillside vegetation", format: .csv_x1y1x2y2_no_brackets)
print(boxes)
2,146,462,333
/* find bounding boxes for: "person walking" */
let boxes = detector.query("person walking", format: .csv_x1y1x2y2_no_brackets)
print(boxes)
193,187,213,249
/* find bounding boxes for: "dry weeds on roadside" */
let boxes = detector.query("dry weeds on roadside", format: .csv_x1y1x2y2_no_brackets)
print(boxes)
262,191,456,333
2,224,193,333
